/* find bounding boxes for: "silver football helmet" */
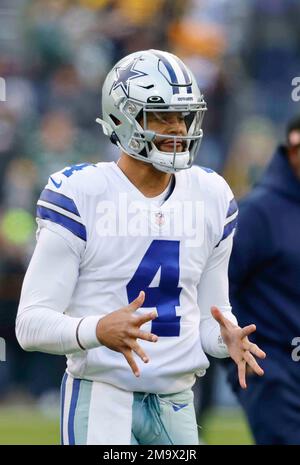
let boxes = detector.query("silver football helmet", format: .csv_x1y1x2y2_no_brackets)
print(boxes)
96,49,207,173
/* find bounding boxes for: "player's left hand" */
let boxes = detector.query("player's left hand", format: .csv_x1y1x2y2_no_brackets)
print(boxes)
211,306,266,389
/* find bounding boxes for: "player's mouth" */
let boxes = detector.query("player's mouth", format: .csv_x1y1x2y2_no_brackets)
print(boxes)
158,139,185,152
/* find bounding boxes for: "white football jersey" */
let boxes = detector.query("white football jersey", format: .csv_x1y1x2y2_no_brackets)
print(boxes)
34,161,238,394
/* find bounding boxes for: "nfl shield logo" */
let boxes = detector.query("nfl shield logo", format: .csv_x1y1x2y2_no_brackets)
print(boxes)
155,211,165,226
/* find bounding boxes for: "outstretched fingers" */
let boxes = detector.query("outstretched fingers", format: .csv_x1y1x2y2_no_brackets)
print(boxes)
243,340,266,359
135,329,158,343
123,339,154,376
123,349,140,377
122,291,160,376
127,291,158,327
238,360,247,389
131,341,150,363
241,324,256,338
243,351,264,376
127,291,145,312
135,310,158,326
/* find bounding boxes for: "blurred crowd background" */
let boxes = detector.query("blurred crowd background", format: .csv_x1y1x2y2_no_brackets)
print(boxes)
0,0,299,418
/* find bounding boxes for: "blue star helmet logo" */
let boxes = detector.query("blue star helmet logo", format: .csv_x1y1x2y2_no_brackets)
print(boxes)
110,58,148,97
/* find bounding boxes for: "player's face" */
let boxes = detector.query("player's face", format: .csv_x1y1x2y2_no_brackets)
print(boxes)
145,111,188,152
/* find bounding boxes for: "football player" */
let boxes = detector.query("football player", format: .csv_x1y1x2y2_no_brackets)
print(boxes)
16,50,265,445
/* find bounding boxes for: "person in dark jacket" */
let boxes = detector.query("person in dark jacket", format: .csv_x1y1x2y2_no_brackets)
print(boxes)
227,115,300,445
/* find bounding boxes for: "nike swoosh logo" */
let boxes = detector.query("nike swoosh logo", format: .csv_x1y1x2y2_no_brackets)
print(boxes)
50,176,62,188
172,403,188,412
137,84,154,89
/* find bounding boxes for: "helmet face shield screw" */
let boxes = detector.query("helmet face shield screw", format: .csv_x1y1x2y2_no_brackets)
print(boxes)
127,103,137,115
129,139,140,150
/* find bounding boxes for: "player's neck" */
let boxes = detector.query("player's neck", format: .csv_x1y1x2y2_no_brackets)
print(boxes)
116,153,173,198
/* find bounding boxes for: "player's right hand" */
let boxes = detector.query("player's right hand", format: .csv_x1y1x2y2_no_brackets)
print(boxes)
96,291,158,377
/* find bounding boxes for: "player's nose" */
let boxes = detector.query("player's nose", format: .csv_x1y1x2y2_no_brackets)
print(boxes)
167,118,187,136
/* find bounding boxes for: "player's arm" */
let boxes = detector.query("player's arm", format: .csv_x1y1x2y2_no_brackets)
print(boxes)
16,227,100,355
198,234,238,359
198,189,266,388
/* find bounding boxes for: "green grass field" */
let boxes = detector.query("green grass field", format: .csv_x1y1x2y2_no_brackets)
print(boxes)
0,406,59,445
0,406,253,445
201,408,254,445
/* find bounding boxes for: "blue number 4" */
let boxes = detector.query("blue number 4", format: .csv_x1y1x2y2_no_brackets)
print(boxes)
127,240,182,337
62,163,95,177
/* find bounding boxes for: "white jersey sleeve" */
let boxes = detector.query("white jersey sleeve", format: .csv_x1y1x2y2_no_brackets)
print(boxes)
16,165,103,355
198,174,238,358
16,228,101,354
35,167,88,256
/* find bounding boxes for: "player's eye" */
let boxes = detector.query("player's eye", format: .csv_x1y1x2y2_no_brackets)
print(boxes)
160,112,186,124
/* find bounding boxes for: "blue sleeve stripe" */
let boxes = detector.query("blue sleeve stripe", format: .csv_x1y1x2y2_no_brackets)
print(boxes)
40,189,80,217
226,198,238,218
221,217,238,242
37,205,87,241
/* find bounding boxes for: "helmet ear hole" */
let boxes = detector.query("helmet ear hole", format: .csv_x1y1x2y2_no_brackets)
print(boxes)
109,114,122,126
108,114,121,145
